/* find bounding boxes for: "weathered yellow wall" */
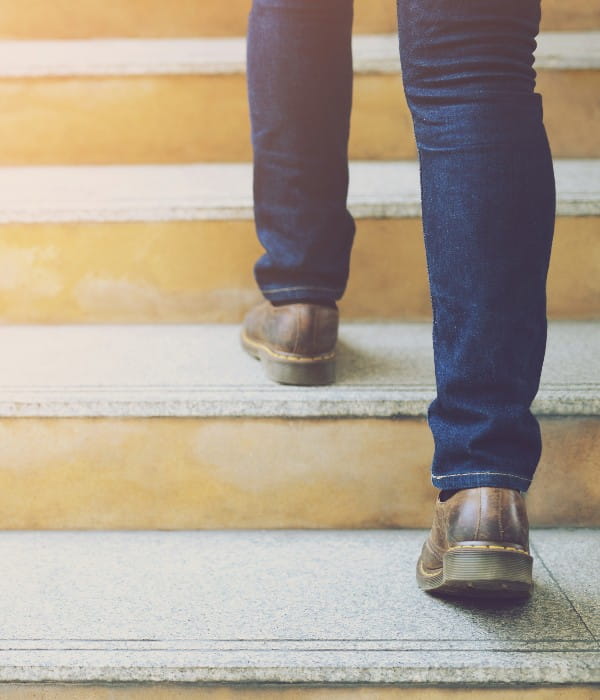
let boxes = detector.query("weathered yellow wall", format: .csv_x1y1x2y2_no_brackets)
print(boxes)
0,0,596,37
0,416,596,529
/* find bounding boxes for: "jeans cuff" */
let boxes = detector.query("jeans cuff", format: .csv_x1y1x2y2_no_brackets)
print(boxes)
431,470,533,492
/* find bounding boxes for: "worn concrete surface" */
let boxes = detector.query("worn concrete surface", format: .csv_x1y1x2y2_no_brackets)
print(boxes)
0,530,597,683
0,322,596,417
0,161,597,222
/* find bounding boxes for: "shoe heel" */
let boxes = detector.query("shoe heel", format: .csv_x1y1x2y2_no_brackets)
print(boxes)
442,546,533,598
261,351,336,386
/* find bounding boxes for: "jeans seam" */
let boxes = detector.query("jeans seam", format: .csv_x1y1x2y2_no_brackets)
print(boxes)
433,471,531,483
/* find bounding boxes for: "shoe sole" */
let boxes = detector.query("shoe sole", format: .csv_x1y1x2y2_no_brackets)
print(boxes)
417,545,534,599
241,332,336,386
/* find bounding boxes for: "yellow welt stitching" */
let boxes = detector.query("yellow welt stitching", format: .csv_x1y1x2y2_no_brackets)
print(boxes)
448,545,530,555
242,332,335,363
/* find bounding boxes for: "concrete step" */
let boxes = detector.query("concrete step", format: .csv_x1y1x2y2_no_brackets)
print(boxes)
0,159,596,323
0,529,596,692
0,33,596,164
0,321,597,529
0,0,596,38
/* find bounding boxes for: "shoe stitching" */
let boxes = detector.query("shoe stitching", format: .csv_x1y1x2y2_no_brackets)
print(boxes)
447,544,530,555
241,331,335,363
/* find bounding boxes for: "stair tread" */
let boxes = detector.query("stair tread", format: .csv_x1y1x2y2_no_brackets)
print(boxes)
0,159,598,222
0,32,597,76
0,529,596,683
0,321,597,417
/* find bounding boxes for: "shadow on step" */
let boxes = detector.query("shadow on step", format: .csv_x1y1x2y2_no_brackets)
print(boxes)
336,336,434,385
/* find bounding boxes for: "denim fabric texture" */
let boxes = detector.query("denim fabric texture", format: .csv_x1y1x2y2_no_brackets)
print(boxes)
246,0,556,491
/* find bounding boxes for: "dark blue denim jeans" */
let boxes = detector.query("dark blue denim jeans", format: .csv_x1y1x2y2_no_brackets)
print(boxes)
247,0,556,491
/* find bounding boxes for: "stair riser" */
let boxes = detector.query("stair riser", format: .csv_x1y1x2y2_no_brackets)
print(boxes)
0,685,595,699
0,217,595,323
0,416,596,529
0,71,596,164
0,0,596,37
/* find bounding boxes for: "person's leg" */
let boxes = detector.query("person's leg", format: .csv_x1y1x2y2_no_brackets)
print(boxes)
397,0,556,493
397,0,555,596
242,0,354,385
246,0,355,306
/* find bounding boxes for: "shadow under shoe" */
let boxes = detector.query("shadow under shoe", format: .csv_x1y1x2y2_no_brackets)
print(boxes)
241,301,338,386
417,487,534,599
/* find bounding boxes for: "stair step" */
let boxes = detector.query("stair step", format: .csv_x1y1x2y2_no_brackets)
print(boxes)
0,33,596,164
0,0,595,38
0,322,597,529
0,529,596,687
0,159,597,223
0,322,597,418
1,33,598,76
0,160,596,324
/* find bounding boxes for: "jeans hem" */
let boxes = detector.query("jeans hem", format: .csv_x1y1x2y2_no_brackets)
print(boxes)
431,471,533,492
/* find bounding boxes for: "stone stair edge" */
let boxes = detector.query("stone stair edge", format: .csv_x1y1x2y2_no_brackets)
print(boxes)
0,32,597,77
0,649,596,685
0,321,596,418
0,160,597,223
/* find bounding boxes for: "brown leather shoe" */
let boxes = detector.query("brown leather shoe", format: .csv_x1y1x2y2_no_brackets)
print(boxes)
241,301,338,385
416,487,533,599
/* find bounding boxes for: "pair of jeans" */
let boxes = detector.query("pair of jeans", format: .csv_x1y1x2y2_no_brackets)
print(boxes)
246,0,556,491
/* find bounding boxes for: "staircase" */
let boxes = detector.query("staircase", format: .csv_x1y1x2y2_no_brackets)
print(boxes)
0,1,598,696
